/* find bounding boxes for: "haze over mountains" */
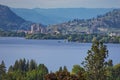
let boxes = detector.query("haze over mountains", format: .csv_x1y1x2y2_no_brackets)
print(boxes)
0,4,120,34
11,8,113,25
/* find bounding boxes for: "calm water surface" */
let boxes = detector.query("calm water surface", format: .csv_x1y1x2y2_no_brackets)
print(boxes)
0,37,120,71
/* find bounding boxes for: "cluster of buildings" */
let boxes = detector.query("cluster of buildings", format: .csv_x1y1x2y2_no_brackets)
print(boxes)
109,32,120,37
17,24,46,34
30,24,46,34
17,24,120,37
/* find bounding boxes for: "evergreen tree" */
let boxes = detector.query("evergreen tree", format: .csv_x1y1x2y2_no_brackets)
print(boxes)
83,40,109,80
14,60,19,71
8,65,13,72
72,65,85,80
0,61,6,79
63,66,68,72
37,64,48,80
59,66,63,72
29,59,37,71
0,61,6,73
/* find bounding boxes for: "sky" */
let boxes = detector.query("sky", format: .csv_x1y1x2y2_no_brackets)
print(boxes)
0,0,120,9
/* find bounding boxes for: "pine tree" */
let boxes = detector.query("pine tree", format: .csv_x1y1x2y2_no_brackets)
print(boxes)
29,59,37,71
59,66,62,72
0,60,6,79
83,40,109,80
0,61,6,73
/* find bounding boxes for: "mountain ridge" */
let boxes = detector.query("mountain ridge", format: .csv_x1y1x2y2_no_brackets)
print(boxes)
11,8,114,25
0,4,120,34
47,9,120,34
0,4,33,31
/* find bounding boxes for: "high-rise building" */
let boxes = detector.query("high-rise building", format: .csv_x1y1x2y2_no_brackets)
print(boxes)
31,24,46,34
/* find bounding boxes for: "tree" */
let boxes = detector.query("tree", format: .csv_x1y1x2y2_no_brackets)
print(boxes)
8,65,13,72
13,60,19,71
59,66,62,72
0,61,6,74
26,70,38,80
63,66,68,72
29,59,37,71
83,40,109,80
72,65,84,75
37,64,48,80
113,64,120,80
106,60,114,80
0,61,6,79
72,65,85,80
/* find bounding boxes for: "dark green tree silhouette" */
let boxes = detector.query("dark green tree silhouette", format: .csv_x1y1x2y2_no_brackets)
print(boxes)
29,59,37,71
0,61,6,79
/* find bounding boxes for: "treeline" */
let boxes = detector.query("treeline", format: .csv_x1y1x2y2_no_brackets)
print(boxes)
26,33,120,43
1,59,120,80
0,40,120,80
67,34,120,43
0,30,26,37
0,59,48,80
0,29,120,43
26,33,67,40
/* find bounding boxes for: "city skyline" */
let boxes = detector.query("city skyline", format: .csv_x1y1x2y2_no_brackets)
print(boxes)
0,0,120,9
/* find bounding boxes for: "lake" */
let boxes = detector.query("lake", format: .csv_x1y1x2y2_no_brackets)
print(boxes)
0,37,120,71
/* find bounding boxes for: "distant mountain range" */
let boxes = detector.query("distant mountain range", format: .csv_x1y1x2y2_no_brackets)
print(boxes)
0,4,120,34
0,4,33,31
47,9,120,34
11,8,114,25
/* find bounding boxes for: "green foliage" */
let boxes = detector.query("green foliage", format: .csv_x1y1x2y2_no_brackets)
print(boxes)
113,64,120,80
0,61,6,80
0,42,120,80
7,59,48,80
29,59,37,71
26,33,68,40
72,65,85,80
67,34,120,43
83,40,109,80
72,65,84,75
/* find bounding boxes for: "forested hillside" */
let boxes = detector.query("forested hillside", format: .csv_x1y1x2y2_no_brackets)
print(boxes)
48,9,120,34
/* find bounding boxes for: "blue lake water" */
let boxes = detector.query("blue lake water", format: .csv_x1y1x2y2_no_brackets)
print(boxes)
0,37,120,71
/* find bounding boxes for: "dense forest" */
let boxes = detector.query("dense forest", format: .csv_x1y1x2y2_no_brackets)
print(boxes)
0,40,120,80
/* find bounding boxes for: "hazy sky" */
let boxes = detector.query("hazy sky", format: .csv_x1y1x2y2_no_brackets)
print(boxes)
0,0,120,8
